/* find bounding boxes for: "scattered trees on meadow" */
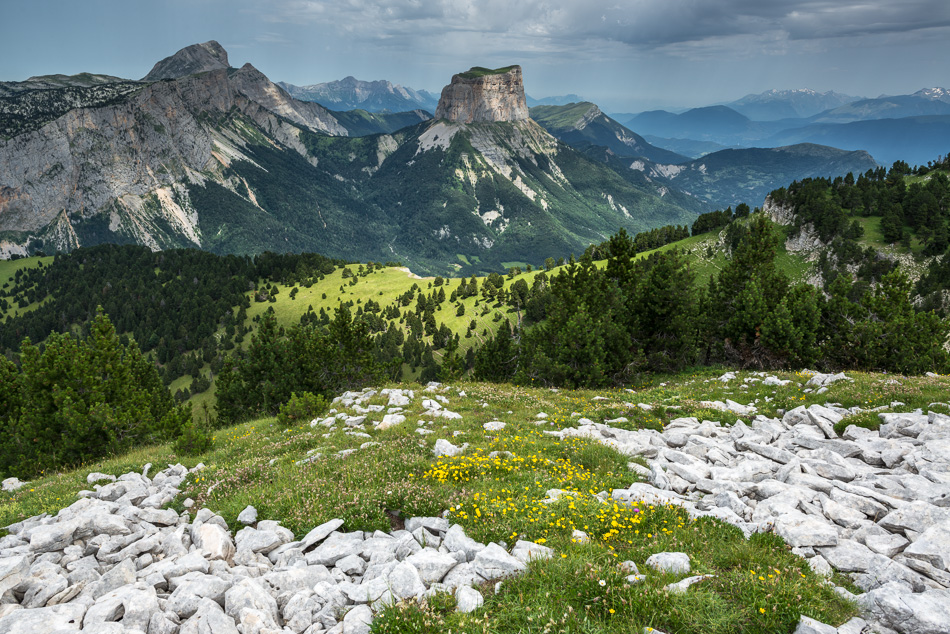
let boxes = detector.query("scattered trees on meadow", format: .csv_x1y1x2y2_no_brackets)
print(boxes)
476,214,950,388
215,307,396,425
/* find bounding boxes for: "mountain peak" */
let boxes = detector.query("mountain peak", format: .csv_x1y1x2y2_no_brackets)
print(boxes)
142,40,230,81
914,87,950,102
434,65,528,123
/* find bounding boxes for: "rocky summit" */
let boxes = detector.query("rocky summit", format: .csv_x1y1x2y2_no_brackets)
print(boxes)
434,66,529,124
142,40,230,81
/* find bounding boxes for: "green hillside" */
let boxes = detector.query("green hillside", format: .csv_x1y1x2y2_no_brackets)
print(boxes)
531,102,689,164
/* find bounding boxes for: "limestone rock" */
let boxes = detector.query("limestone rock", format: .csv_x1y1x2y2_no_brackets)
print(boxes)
194,523,235,562
0,603,87,633
472,543,527,580
793,615,837,634
859,582,950,634
645,552,691,574
342,604,373,634
455,585,484,613
901,520,950,572
434,66,529,124
237,505,258,526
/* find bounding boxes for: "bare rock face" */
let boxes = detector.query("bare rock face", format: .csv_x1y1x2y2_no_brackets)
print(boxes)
143,40,230,81
434,66,528,124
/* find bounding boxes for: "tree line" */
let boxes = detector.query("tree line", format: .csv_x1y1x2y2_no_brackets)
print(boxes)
473,215,950,388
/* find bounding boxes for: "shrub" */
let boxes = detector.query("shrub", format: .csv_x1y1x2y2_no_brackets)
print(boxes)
277,391,329,427
174,418,213,456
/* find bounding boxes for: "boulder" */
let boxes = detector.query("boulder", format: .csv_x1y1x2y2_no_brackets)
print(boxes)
405,550,459,585
224,578,279,630
194,523,235,562
0,603,86,633
300,518,345,551
859,582,950,634
773,512,838,548
237,505,258,526
179,598,240,634
342,604,373,634
472,543,526,580
455,585,484,613
901,520,950,572
167,573,231,618
645,552,690,574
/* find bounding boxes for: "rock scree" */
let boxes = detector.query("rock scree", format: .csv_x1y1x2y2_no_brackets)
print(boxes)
2,376,948,634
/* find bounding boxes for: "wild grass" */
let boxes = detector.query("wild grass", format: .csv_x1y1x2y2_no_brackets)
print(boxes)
8,369,938,631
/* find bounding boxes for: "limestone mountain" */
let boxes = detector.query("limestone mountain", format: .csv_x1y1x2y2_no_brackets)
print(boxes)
530,102,688,164
0,50,702,272
809,88,950,124
0,73,128,98
142,40,230,81
278,76,439,113
434,66,529,124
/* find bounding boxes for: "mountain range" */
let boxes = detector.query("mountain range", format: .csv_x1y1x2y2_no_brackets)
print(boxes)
726,89,861,120
277,76,585,114
0,42,705,272
278,77,440,113
527,103,877,209
624,88,950,166
0,41,913,270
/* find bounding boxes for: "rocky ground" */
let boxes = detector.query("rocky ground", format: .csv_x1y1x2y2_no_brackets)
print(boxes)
0,374,948,634
558,372,950,634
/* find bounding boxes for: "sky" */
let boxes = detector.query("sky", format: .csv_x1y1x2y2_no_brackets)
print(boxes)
2,0,949,112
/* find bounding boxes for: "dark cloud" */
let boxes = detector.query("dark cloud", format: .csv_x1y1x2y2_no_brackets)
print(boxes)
265,0,950,50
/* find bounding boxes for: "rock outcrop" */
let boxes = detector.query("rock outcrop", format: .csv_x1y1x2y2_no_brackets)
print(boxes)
434,66,529,124
142,40,230,81
0,45,346,253
0,459,549,633
554,370,950,634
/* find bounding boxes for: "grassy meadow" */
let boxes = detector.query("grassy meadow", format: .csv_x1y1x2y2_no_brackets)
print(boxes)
5,367,949,632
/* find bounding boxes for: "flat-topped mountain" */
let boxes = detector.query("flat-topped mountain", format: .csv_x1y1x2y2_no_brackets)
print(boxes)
142,40,230,81
434,66,529,124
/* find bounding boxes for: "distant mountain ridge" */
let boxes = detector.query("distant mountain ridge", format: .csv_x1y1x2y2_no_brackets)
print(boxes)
622,87,950,167
526,94,584,107
585,143,878,210
0,73,129,98
530,102,688,164
727,89,861,120
279,76,439,113
809,88,950,123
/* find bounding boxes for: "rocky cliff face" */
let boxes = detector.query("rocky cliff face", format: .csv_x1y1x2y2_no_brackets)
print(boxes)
142,40,229,81
0,47,348,253
434,66,529,124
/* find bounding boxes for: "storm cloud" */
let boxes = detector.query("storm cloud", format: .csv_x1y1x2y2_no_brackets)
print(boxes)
264,0,950,50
